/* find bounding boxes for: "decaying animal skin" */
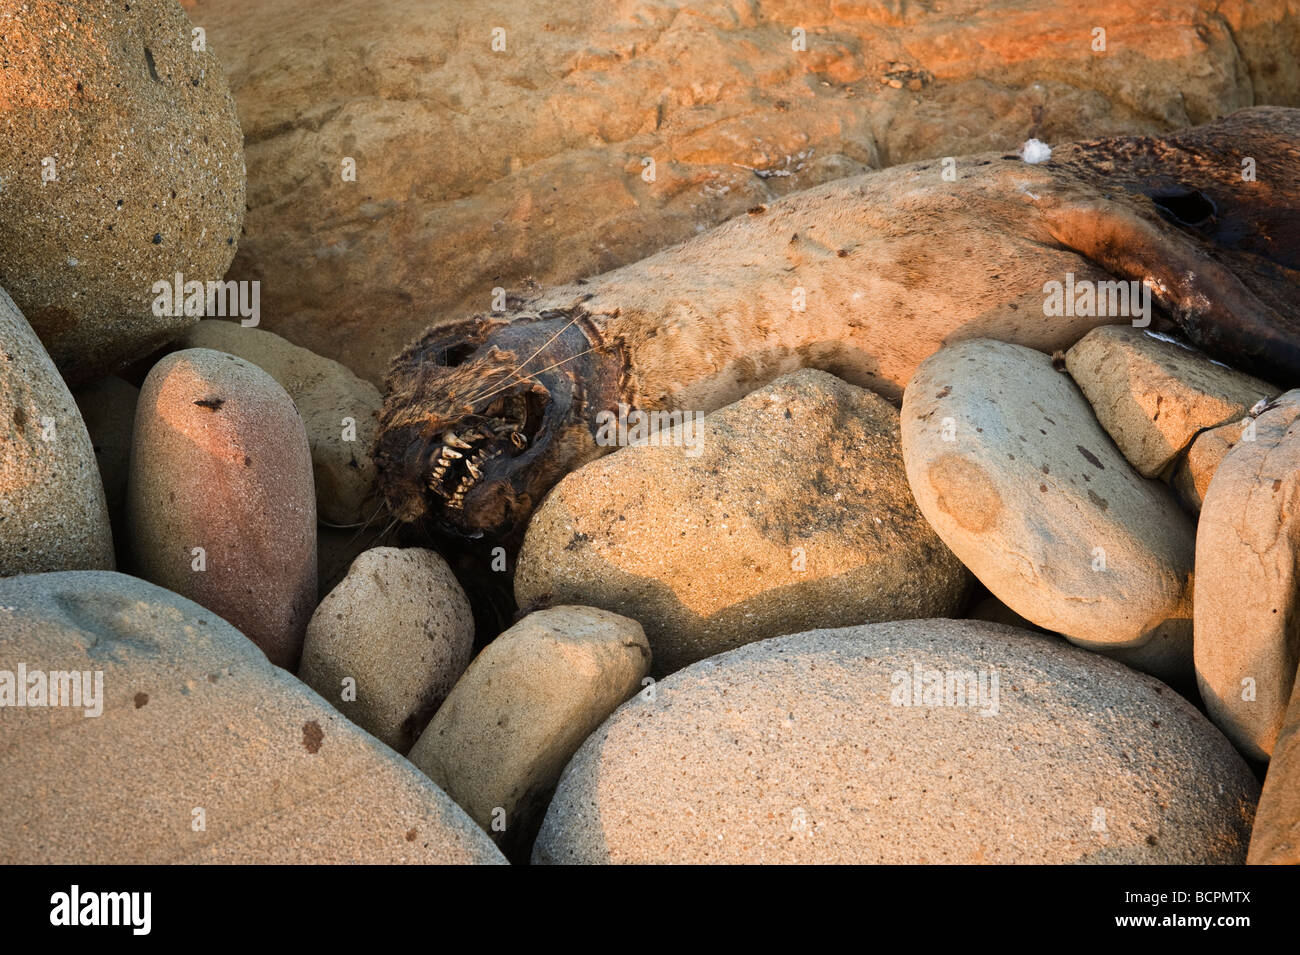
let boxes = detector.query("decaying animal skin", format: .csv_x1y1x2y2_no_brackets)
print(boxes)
376,107,1300,542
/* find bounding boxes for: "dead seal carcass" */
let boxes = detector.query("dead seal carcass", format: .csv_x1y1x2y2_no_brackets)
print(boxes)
376,107,1300,541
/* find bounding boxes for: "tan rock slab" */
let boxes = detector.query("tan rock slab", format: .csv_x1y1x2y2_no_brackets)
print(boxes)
128,348,316,668
516,370,970,676
533,619,1257,864
1194,390,1300,761
299,547,474,752
0,571,505,864
1065,325,1275,478
410,606,650,857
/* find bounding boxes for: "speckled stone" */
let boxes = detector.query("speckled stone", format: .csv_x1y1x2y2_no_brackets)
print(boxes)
516,370,970,676
0,0,245,382
1066,325,1275,478
0,571,505,864
299,547,474,752
178,321,382,524
1195,389,1300,761
1249,672,1300,863
901,339,1195,684
128,348,315,668
0,287,114,576
533,620,1258,864
409,606,650,857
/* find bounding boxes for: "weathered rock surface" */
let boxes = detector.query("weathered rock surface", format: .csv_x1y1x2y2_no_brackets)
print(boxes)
1249,671,1300,863
516,370,970,675
901,340,1195,682
0,288,114,576
0,571,505,864
128,348,316,669
299,547,474,752
0,0,245,383
185,0,1300,382
533,619,1258,864
1065,325,1275,478
178,321,382,524
409,606,650,857
72,376,139,560
1195,390,1300,761
1172,418,1251,512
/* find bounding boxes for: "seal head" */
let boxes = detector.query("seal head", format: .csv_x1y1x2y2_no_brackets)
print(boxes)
374,310,621,539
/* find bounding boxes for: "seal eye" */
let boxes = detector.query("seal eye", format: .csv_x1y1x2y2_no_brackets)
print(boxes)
1150,188,1217,230
438,343,477,367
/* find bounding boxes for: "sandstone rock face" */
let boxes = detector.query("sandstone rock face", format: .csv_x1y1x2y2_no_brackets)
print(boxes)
516,370,970,675
178,321,382,525
1172,419,1249,513
1065,326,1275,478
128,349,316,668
1195,390,1300,761
901,340,1195,680
1249,672,1300,864
299,547,474,752
72,376,140,559
184,0,1299,382
0,288,114,576
533,620,1258,864
0,571,505,864
0,0,245,383
409,606,650,857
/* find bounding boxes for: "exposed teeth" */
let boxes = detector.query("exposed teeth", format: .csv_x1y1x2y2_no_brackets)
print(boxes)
510,432,527,449
444,432,473,450
431,441,505,512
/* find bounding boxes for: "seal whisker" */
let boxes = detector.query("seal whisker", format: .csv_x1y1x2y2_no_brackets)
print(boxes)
469,347,598,408
459,311,586,407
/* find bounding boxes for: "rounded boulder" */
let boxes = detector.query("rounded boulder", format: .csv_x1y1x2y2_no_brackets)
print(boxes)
534,619,1258,864
0,0,245,382
128,348,316,668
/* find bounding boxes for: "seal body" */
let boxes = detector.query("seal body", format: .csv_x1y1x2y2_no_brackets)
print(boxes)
376,107,1300,541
